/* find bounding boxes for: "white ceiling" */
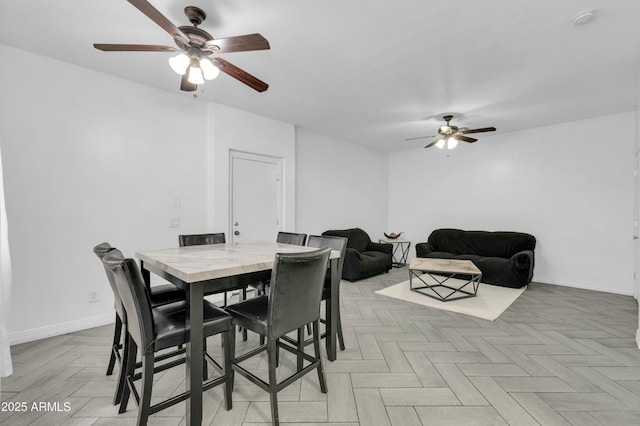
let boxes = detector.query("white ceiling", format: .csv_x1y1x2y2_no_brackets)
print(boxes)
2,1,640,152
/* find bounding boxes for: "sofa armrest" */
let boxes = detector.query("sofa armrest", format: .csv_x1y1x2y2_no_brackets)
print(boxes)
415,242,432,257
367,241,392,254
344,247,361,261
512,250,534,270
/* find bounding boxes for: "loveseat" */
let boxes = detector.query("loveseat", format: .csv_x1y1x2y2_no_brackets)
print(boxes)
415,228,536,288
322,228,393,281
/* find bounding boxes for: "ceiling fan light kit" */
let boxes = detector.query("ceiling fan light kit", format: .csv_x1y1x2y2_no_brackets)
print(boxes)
406,115,496,150
94,0,270,92
435,137,458,150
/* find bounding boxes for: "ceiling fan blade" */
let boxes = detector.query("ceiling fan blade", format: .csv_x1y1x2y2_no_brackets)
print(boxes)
204,33,270,54
455,135,478,143
424,139,441,148
180,74,197,92
214,58,269,92
93,43,177,52
404,135,435,141
127,0,189,44
461,127,496,134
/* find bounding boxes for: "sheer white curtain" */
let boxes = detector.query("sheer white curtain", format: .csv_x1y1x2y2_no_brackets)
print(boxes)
0,143,12,377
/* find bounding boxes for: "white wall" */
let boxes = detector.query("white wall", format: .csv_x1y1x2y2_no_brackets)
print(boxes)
296,128,389,237
210,103,296,236
389,112,636,296
636,65,640,348
0,45,211,343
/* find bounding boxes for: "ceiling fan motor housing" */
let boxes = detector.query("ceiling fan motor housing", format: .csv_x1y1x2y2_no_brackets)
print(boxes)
184,6,206,26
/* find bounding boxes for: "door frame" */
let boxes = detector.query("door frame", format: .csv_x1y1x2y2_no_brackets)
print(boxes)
228,150,284,244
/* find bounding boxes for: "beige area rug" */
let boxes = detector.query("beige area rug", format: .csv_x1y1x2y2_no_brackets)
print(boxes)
376,277,526,321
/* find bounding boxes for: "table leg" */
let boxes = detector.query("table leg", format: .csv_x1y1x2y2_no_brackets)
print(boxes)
186,284,204,425
140,260,151,288
327,258,338,361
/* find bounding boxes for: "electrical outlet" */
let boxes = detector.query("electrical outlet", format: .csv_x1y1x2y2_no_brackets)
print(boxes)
89,291,99,303
169,218,181,228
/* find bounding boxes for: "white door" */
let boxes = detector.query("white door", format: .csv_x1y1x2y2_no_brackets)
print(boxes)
230,152,282,243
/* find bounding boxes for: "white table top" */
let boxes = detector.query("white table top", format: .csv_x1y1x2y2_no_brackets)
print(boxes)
136,241,339,283
379,238,410,244
409,257,481,275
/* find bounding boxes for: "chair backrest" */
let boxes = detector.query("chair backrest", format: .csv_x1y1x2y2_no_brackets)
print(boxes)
427,228,536,258
93,242,125,320
276,231,307,246
102,249,155,353
179,233,226,247
267,247,331,338
307,235,347,279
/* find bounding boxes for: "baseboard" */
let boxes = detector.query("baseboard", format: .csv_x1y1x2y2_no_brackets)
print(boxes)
9,313,115,346
533,276,634,296
8,292,231,346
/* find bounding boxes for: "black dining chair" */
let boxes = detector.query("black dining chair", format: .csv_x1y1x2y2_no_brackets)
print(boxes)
93,242,186,405
241,231,308,342
247,231,307,297
275,231,308,246
102,249,234,426
287,235,347,362
225,247,331,426
178,232,226,247
178,233,229,305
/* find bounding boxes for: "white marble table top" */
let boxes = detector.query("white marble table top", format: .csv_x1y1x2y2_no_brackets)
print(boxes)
379,238,411,244
136,241,339,284
409,257,481,275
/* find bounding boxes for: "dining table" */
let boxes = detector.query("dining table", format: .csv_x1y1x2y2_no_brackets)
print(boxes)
136,241,341,425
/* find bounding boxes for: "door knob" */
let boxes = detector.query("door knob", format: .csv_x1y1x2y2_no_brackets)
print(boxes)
234,231,240,236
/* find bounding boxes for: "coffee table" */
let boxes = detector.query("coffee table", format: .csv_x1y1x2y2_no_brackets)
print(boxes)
409,258,482,302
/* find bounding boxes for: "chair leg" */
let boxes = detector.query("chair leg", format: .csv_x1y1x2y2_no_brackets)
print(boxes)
136,352,155,426
312,321,327,393
267,338,280,426
119,335,137,414
336,311,345,351
113,324,129,405
203,337,209,381
107,313,122,376
240,288,248,342
296,327,305,372
223,328,234,411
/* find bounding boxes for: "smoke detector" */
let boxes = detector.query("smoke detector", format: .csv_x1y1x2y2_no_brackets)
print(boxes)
574,10,597,26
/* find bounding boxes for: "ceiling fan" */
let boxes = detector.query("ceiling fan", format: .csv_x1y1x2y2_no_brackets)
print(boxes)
93,0,270,92
406,115,496,149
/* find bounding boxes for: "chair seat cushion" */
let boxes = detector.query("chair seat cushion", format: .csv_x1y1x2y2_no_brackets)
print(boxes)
149,284,185,307
152,301,232,351
225,296,269,337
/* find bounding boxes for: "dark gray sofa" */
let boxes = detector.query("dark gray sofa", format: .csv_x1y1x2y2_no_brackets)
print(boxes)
415,228,536,288
322,228,392,281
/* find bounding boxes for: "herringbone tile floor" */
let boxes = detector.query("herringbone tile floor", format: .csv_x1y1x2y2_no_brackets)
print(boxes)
1,267,640,425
